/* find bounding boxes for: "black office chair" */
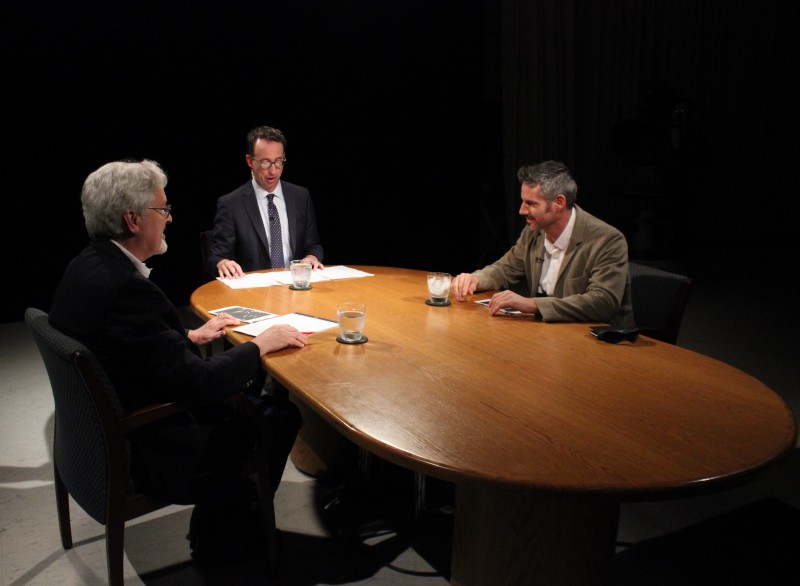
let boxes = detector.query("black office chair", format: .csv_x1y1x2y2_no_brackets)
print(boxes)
200,229,214,281
629,262,693,345
24,307,278,584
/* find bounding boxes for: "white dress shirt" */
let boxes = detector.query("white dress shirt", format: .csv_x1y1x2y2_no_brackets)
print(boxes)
539,207,576,296
112,240,151,278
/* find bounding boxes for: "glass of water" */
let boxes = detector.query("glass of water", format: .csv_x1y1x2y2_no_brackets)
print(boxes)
337,302,366,343
290,259,312,289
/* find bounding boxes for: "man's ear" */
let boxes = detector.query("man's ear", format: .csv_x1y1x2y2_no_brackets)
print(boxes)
123,210,141,234
555,193,567,210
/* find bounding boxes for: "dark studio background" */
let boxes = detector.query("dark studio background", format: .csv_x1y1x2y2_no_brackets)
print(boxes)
2,0,798,324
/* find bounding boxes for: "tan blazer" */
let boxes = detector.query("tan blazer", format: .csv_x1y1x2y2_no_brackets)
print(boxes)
473,206,634,326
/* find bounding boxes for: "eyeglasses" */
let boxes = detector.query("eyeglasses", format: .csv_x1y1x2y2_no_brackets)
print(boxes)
252,157,286,170
148,205,172,218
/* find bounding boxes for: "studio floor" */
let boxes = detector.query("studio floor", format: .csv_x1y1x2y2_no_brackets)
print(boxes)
2,265,800,585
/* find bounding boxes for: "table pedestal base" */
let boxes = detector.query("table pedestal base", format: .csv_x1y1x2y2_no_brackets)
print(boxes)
289,395,358,478
452,483,620,586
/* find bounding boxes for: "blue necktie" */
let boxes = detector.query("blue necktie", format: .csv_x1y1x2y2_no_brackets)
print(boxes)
267,194,284,268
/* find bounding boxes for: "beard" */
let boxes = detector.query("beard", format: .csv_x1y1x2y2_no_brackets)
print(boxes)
156,237,168,255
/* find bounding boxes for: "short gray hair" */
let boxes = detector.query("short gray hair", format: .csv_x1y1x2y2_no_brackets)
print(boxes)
81,159,167,240
517,160,578,207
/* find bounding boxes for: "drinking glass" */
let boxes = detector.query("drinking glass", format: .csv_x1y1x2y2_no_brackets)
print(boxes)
290,259,312,289
337,302,366,342
427,272,452,305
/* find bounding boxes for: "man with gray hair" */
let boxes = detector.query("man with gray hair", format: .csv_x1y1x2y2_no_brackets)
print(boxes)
452,160,634,326
50,159,306,563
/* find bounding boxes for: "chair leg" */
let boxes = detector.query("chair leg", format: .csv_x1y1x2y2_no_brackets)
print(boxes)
105,490,127,586
105,522,125,586
53,463,73,549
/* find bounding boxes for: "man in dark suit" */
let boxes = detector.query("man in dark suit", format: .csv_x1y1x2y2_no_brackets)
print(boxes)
208,125,324,279
50,159,306,563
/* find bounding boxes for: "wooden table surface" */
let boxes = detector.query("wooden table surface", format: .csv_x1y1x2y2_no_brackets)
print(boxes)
191,265,797,584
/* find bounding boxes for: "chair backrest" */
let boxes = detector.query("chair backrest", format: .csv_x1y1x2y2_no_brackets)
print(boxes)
200,229,213,279
26,308,191,584
629,262,693,345
24,307,123,524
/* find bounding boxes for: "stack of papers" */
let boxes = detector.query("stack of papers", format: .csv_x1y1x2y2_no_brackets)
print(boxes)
217,265,373,289
233,313,338,337
209,306,338,337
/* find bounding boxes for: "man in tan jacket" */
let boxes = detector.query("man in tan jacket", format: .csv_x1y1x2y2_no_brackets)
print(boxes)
452,160,634,327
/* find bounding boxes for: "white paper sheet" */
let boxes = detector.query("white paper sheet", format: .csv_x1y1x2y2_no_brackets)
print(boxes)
217,266,372,289
266,270,331,285
217,273,283,289
232,312,338,336
317,266,374,279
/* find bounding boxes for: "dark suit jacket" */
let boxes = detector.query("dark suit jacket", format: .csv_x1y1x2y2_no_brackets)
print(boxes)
207,180,323,278
50,239,264,502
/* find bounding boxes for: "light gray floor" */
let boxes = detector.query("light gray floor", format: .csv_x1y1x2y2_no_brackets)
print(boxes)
2,270,799,584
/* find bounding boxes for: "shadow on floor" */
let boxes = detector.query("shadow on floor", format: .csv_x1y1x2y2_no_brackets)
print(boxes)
133,464,455,585
137,517,453,586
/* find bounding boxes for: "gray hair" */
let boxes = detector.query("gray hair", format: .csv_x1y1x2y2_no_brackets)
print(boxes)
517,160,578,207
81,159,168,240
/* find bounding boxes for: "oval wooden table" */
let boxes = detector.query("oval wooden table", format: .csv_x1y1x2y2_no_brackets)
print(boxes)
191,266,797,585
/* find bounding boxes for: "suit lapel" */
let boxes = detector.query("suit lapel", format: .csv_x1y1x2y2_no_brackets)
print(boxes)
531,233,546,292
282,181,298,258
240,183,269,252
554,206,585,295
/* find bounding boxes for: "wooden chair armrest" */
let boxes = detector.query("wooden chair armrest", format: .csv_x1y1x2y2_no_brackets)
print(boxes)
119,402,187,434
119,390,260,435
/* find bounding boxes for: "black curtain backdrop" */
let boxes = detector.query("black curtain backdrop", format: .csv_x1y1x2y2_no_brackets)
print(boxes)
2,0,797,323
500,0,799,276
2,1,496,322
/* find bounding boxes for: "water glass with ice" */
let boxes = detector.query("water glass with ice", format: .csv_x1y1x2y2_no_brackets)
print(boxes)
427,272,452,305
